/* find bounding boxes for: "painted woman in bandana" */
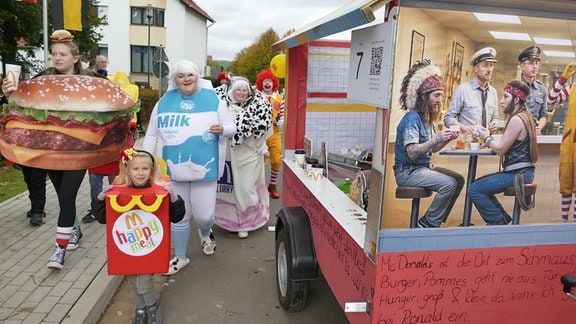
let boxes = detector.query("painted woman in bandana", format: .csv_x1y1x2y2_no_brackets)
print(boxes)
469,80,538,225
215,77,273,238
143,60,236,275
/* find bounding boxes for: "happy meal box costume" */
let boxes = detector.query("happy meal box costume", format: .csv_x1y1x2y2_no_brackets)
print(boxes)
91,158,185,275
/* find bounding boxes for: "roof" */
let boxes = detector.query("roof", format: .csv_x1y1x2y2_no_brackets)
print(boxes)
272,0,390,51
273,0,576,51
180,0,215,23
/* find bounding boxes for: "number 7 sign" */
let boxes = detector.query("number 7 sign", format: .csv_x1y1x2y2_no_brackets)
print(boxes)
348,21,396,108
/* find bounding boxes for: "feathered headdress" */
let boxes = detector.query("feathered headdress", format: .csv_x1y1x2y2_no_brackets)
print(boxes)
399,59,444,111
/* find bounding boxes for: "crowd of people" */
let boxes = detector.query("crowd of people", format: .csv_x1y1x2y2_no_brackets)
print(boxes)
0,27,286,319
2,25,570,322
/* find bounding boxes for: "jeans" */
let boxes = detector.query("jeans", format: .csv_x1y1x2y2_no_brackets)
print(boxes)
89,173,116,202
130,274,157,309
468,169,535,224
395,165,465,226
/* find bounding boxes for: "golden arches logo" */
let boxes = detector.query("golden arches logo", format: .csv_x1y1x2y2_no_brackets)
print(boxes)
109,194,167,213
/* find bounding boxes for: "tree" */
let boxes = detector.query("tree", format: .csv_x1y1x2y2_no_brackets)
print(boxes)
0,0,103,76
0,0,43,74
229,28,281,83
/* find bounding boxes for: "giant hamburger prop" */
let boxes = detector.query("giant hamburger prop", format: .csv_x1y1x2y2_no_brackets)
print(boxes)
0,74,138,170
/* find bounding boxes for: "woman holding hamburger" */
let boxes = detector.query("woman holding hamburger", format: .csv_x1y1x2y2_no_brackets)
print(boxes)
1,30,121,269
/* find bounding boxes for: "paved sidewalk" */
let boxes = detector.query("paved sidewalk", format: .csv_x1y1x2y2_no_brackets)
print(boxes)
0,174,121,323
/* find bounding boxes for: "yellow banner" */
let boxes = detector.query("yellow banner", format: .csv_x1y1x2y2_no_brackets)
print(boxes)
63,0,83,31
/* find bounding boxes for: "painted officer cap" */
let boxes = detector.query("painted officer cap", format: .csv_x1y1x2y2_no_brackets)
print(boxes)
471,47,498,66
518,45,542,62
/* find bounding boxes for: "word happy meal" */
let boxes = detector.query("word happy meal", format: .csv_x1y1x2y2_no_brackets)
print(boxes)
109,194,166,256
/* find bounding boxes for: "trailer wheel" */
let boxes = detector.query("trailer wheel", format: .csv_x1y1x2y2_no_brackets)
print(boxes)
276,227,309,312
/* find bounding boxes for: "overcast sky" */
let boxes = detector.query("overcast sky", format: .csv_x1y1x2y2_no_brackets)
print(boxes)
194,0,354,61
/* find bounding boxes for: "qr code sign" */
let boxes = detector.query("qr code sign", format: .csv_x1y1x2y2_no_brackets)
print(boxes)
370,46,383,76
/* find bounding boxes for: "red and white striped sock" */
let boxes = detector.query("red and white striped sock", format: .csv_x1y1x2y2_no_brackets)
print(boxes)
56,226,73,248
279,100,285,124
270,168,279,185
572,196,576,221
561,194,572,221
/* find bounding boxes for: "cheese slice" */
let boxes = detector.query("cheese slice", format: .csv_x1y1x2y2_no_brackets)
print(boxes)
10,142,117,164
11,144,40,164
5,120,105,145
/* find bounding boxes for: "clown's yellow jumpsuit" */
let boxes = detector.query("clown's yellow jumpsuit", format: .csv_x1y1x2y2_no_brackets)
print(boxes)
548,63,576,221
265,92,284,198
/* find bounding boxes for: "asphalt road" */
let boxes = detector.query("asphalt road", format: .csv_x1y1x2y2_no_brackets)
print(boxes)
158,192,349,323
98,178,349,323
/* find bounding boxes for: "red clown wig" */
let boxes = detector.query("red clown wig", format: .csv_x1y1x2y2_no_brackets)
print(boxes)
255,68,279,92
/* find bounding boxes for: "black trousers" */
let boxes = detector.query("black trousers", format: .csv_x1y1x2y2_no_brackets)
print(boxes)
48,169,86,227
21,166,47,213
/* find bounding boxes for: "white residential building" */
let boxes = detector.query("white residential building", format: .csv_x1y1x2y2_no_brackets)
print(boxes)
95,0,214,88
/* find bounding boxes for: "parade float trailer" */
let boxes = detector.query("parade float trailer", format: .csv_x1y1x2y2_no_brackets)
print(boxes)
272,0,576,323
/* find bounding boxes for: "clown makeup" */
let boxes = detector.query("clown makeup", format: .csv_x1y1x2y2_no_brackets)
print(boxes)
126,156,153,187
262,79,274,93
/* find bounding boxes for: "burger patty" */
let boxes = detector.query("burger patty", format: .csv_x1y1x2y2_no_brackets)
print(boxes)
1,127,127,151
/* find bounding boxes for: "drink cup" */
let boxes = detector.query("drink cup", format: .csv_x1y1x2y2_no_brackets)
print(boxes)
470,142,480,151
294,150,306,168
310,163,324,191
456,137,466,150
305,157,318,178
5,64,21,91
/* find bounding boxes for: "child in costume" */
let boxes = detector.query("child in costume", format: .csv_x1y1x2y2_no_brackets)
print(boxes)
255,68,284,199
548,62,576,222
91,148,185,324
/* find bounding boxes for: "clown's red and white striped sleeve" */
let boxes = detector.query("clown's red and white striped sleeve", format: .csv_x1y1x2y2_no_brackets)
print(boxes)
547,76,573,106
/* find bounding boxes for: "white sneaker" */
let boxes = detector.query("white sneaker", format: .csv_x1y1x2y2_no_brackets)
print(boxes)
238,231,249,239
163,257,189,276
199,229,216,256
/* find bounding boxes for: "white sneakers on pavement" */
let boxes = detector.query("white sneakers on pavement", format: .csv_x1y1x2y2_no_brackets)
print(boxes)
200,229,216,256
163,257,190,276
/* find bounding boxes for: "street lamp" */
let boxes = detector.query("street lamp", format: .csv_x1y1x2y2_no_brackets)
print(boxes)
146,4,153,87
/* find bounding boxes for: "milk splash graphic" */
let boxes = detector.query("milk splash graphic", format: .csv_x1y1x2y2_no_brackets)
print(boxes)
112,209,164,256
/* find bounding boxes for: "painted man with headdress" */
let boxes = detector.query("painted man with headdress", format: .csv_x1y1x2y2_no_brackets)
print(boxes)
394,60,465,228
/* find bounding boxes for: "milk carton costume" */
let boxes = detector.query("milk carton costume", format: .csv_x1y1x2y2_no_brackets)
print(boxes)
143,62,235,271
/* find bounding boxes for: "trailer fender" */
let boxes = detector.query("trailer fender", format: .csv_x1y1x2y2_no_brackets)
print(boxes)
275,206,318,280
